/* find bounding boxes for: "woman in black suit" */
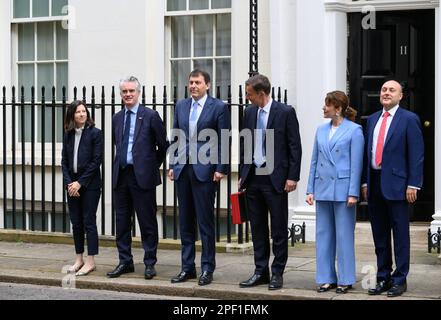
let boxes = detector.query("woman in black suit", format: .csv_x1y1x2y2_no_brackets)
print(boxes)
61,101,103,276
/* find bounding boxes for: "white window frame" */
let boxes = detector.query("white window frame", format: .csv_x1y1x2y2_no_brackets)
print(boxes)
165,2,232,100
11,0,69,150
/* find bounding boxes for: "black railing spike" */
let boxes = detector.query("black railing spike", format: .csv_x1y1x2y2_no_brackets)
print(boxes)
82,86,87,103
216,86,221,99
73,87,78,100
284,90,288,104
101,86,105,100
163,85,167,100
52,86,56,101
2,86,5,98
184,86,188,99
20,86,25,100
111,86,115,101
277,87,281,102
91,86,96,100
271,87,275,100
173,86,177,102
62,86,66,102
142,85,146,105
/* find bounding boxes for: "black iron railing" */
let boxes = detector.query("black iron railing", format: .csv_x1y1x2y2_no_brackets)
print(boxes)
0,85,288,245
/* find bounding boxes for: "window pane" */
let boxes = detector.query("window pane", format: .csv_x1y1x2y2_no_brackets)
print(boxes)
32,0,49,17
190,0,209,10
216,14,231,56
18,64,35,101
37,22,54,60
212,0,231,9
216,58,230,100
56,22,68,60
171,60,191,100
194,15,213,57
56,62,68,101
52,0,68,16
194,59,213,82
37,63,54,100
18,23,35,61
18,64,34,142
14,0,30,18
167,0,186,11
171,16,191,58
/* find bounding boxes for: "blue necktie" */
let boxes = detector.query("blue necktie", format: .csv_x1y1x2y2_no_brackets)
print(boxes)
254,108,266,167
189,101,199,138
120,110,132,169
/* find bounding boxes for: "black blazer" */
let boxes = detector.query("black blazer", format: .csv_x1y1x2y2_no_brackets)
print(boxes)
240,101,302,193
61,125,103,190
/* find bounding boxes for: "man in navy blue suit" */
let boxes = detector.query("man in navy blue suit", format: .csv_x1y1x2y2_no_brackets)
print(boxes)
239,74,302,290
362,80,424,297
168,70,230,286
107,76,168,280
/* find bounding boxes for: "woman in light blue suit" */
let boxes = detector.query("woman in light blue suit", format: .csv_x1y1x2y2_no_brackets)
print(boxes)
306,91,364,294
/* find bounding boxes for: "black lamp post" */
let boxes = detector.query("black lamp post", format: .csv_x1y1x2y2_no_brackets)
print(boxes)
249,0,258,77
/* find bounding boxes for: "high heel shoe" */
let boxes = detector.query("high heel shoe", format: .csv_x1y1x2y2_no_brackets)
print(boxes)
336,285,353,294
76,266,96,276
317,283,337,293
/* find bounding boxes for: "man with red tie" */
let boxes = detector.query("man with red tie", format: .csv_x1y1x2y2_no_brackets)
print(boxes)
362,80,424,297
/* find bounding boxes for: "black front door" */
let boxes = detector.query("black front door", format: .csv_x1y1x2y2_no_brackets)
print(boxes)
348,10,435,222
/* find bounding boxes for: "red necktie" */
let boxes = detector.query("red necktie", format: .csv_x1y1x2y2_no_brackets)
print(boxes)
375,111,390,167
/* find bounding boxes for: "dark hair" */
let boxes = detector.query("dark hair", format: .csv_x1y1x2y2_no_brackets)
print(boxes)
189,69,211,84
64,100,95,132
245,74,272,95
325,91,358,122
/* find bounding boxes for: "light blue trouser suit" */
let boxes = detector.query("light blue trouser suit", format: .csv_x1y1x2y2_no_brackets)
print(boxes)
316,201,356,285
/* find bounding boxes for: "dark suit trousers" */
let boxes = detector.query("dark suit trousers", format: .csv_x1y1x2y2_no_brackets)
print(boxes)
369,170,410,285
67,187,100,256
246,168,289,276
114,166,158,267
176,165,216,273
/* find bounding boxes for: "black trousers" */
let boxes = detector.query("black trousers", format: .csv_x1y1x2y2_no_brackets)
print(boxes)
246,167,289,276
67,187,100,256
114,165,158,267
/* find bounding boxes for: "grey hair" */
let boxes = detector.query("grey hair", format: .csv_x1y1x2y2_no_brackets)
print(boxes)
119,76,141,92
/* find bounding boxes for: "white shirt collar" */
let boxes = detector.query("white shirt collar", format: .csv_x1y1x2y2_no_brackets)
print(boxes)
192,94,208,108
382,104,399,117
260,98,273,113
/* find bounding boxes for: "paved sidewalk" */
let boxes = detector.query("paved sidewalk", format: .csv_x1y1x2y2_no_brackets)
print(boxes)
0,223,440,300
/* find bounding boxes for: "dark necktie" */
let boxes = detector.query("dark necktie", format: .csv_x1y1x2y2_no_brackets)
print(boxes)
120,110,132,169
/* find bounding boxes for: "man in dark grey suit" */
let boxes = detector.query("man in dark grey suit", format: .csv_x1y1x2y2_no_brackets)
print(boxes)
239,74,302,290
107,76,168,280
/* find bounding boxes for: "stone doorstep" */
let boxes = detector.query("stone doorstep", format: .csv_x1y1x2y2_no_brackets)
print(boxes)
0,230,254,254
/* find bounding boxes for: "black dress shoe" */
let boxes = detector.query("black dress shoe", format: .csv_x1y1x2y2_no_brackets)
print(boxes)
171,270,197,283
144,265,157,280
106,263,135,278
387,283,407,297
198,271,213,286
268,274,283,290
239,273,270,288
368,280,392,295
